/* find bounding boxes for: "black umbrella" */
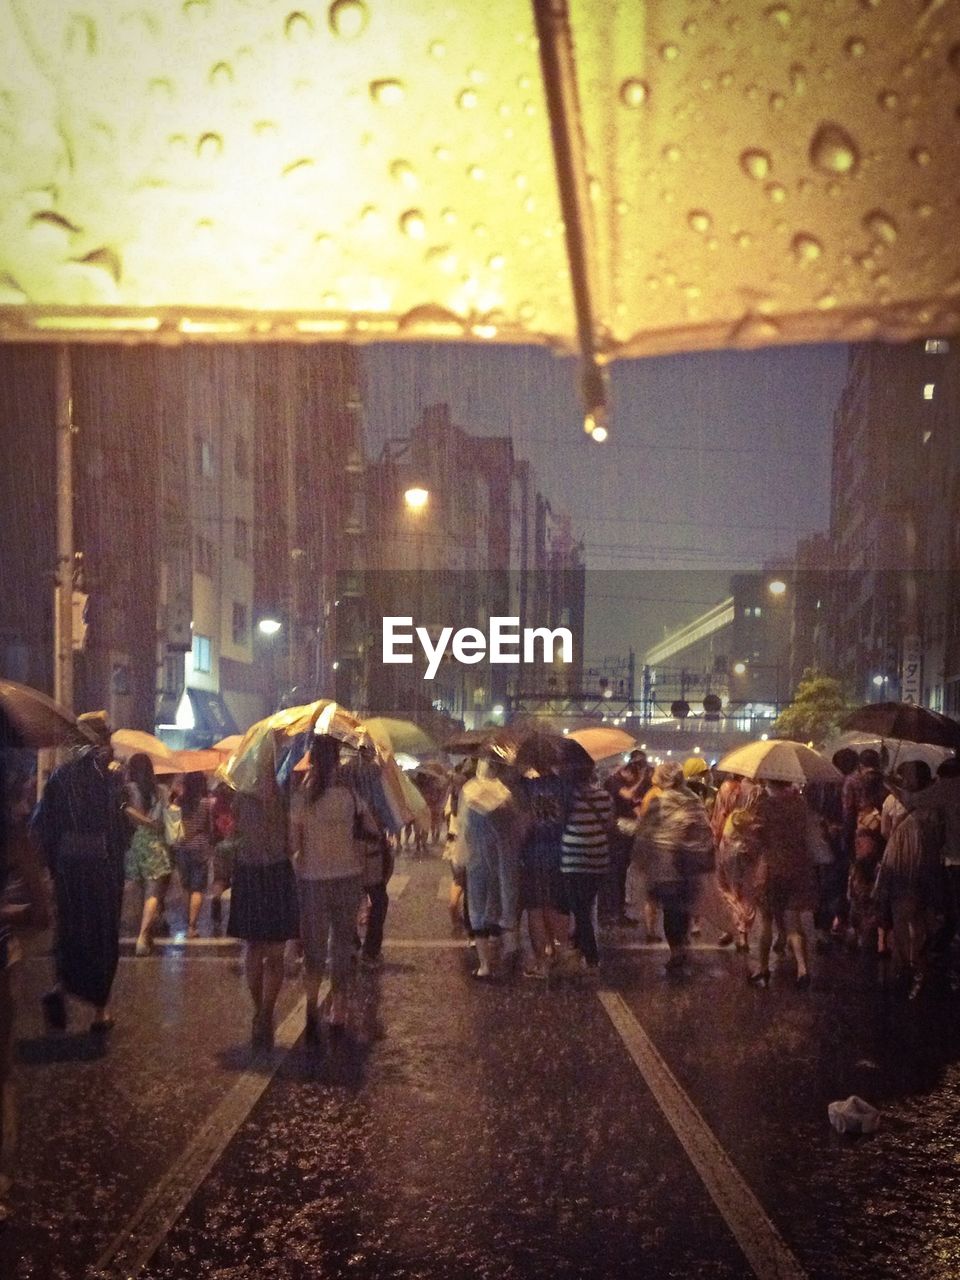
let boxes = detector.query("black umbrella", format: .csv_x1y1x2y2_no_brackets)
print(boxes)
442,727,519,758
841,702,960,751
0,679,83,749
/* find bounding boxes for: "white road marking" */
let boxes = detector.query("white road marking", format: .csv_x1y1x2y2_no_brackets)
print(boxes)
598,991,807,1280
386,873,410,898
94,990,319,1278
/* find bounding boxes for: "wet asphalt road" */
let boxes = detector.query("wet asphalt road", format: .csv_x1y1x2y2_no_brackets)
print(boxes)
4,854,960,1280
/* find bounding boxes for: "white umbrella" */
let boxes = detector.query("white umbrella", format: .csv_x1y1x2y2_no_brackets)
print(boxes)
823,731,953,774
717,739,841,786
568,726,637,761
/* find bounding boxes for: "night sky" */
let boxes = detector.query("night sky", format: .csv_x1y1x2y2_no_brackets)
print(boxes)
363,341,850,658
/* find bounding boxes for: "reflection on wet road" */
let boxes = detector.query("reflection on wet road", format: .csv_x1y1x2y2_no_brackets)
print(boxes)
4,857,960,1279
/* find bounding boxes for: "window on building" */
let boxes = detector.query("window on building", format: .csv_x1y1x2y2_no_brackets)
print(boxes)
234,517,249,561
162,654,183,694
195,535,215,577
232,603,248,646
234,432,249,478
192,633,212,673
925,338,950,354
923,383,935,400
195,436,213,477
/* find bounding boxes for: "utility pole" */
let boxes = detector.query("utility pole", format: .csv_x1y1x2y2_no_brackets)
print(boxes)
54,346,74,711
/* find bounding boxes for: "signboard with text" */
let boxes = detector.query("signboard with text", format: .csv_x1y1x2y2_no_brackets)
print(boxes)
901,635,922,704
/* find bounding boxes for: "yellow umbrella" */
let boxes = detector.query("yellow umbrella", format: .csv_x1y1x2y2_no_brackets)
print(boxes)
2,1,957,431
568,726,637,761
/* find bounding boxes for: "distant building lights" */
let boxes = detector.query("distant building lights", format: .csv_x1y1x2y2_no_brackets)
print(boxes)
923,383,935,400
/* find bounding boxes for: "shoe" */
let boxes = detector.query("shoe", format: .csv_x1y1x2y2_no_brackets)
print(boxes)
90,1017,115,1034
187,927,200,940
664,952,687,973
908,974,925,1001
690,923,702,937
252,1012,274,1049
522,963,549,979
304,1010,321,1046
135,937,151,957
41,990,67,1031
795,973,811,991
747,970,771,988
359,953,383,971
717,932,734,947
153,915,170,936
472,968,497,982
735,934,750,954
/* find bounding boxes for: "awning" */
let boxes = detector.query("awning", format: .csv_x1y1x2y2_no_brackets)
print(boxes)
187,689,238,738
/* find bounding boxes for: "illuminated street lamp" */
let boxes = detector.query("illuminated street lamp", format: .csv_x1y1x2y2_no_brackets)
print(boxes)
258,617,282,636
404,485,430,511
768,579,787,596
733,661,748,676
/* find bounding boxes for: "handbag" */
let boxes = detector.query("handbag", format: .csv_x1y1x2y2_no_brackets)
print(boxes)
678,800,717,876
352,796,383,886
163,801,184,847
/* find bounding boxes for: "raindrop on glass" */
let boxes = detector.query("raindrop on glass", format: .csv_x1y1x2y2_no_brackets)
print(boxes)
285,11,314,40
769,92,786,111
790,63,807,94
197,132,223,159
468,165,486,181
399,210,426,239
662,143,682,163
740,149,772,180
863,209,898,243
433,145,451,162
878,89,899,110
487,253,505,270
730,313,781,343
736,230,753,248
370,79,405,105
209,61,233,87
688,209,712,233
765,4,792,28
619,78,650,108
816,290,837,310
949,44,960,76
390,159,418,189
791,232,823,262
328,0,367,38
845,37,866,58
429,40,446,58
458,88,478,110
912,200,933,218
809,121,860,175
765,181,787,203
660,43,679,62
911,145,931,166
518,301,536,320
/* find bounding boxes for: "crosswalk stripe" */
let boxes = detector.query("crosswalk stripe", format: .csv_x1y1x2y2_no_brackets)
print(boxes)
599,991,807,1280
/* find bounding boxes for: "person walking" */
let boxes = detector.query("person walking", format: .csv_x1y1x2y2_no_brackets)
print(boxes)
452,753,519,980
30,711,127,1033
561,756,612,975
229,760,299,1050
873,806,944,999
516,753,571,979
122,752,173,957
632,762,714,974
744,780,817,989
290,734,379,1039
173,772,214,938
601,750,650,925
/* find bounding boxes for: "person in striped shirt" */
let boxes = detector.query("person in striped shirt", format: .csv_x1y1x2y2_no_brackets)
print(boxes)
561,757,613,972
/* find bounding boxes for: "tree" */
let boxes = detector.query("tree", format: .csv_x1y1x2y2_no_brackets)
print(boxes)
772,669,850,747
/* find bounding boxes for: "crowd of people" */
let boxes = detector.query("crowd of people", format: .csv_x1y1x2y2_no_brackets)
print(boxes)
3,716,960,1222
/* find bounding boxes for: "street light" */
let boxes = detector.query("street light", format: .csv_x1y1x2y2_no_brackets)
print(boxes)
404,485,429,511
258,617,282,636
768,579,787,596
733,661,748,675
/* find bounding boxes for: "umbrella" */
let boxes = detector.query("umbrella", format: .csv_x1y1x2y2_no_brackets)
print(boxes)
823,731,953,774
172,748,222,774
443,727,519,758
0,679,82,749
568,726,637,762
364,716,437,757
111,729,178,774
717,740,841,786
841,702,960,751
223,701,370,794
3,2,958,430
514,729,567,775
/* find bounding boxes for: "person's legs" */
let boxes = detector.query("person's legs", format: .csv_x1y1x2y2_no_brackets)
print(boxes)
137,877,161,954
258,943,286,1045
785,908,810,984
328,877,363,1022
751,908,774,980
643,894,662,942
660,887,690,965
566,874,601,967
526,907,550,971
245,941,265,1021
363,881,389,962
